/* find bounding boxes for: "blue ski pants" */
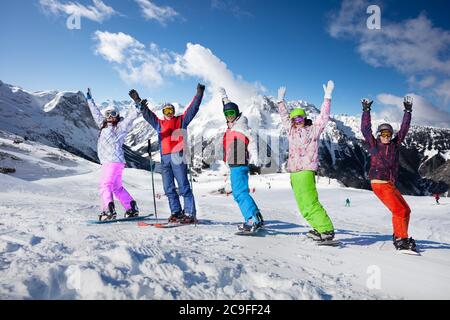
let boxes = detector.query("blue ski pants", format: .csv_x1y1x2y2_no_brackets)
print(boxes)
230,166,260,223
161,152,196,215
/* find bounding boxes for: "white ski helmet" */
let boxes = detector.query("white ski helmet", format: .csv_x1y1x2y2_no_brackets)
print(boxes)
102,105,119,118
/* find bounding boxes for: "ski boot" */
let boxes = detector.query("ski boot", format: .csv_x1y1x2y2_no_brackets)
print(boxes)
237,218,262,233
179,214,197,225
124,200,139,218
168,212,184,223
99,202,117,221
256,211,265,226
393,236,418,253
306,229,322,241
307,230,335,242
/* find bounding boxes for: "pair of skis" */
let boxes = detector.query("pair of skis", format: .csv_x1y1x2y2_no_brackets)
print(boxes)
86,214,155,225
87,214,202,229
137,220,200,229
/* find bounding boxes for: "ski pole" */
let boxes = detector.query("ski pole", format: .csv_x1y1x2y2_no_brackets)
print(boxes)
189,163,197,227
148,138,158,221
188,135,197,227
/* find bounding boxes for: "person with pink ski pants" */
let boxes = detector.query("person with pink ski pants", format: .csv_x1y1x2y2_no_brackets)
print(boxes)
85,88,142,221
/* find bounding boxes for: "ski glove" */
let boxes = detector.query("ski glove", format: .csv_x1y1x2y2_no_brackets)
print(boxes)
277,86,286,103
219,87,227,99
361,98,373,112
323,80,334,100
404,96,413,112
197,83,206,96
219,87,231,105
86,88,92,100
136,99,148,111
129,89,141,104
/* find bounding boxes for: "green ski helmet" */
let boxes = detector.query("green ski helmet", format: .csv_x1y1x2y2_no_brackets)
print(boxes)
289,108,307,119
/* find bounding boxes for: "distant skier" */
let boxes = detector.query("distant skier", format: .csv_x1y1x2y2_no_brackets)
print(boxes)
85,88,141,221
128,84,205,224
219,87,264,233
345,198,351,207
277,82,336,243
434,194,440,205
361,96,417,253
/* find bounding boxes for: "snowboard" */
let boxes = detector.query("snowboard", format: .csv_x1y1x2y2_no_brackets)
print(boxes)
87,214,154,225
397,249,421,256
306,233,341,247
316,240,342,247
235,228,265,237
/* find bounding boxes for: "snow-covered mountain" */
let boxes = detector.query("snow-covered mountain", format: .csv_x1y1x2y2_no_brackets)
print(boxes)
0,80,150,170
123,94,450,196
1,80,449,195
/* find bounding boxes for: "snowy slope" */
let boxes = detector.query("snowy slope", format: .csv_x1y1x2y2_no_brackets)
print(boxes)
1,134,450,300
0,81,151,170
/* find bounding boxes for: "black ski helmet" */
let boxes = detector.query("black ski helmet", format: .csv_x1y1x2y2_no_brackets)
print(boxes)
223,102,240,115
377,123,394,135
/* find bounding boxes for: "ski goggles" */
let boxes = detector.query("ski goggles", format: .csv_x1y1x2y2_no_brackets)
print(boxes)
163,107,175,116
379,130,392,138
105,111,119,118
292,116,305,124
224,109,237,118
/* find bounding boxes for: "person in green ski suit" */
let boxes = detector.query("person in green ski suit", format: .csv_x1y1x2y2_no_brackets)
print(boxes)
277,81,336,242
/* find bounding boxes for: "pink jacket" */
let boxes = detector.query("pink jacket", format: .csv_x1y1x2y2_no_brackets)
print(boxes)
278,99,331,172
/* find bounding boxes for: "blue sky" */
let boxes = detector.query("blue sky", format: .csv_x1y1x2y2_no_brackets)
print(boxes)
1,0,449,125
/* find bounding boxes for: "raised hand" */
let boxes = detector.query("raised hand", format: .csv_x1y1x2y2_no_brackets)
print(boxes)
404,96,413,112
219,87,231,105
86,88,92,100
197,83,206,96
278,86,286,103
361,98,373,112
129,89,141,104
219,87,227,99
323,80,334,100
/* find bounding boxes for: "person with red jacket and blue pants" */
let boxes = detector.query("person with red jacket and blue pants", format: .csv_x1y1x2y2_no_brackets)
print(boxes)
129,84,205,223
361,96,418,253
219,87,264,232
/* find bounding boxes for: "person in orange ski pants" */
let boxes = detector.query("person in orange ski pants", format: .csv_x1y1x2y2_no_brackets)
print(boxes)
361,96,417,253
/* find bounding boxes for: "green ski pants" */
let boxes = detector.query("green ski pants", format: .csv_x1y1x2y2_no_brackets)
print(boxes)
290,170,334,233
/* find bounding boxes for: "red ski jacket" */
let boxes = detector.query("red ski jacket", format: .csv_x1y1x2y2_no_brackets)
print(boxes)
142,94,203,155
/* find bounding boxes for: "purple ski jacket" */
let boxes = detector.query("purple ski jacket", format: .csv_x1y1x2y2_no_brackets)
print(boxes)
361,110,411,183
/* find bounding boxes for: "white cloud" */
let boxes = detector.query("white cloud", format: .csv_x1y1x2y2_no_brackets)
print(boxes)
134,0,179,25
408,75,437,89
434,80,450,106
329,1,450,75
328,0,367,38
376,93,450,128
93,31,172,86
94,31,145,63
211,0,253,18
39,0,117,23
171,43,259,107
93,31,262,104
328,0,450,107
357,14,450,75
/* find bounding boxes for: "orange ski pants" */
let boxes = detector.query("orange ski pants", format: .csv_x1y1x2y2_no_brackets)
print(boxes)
371,182,411,239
